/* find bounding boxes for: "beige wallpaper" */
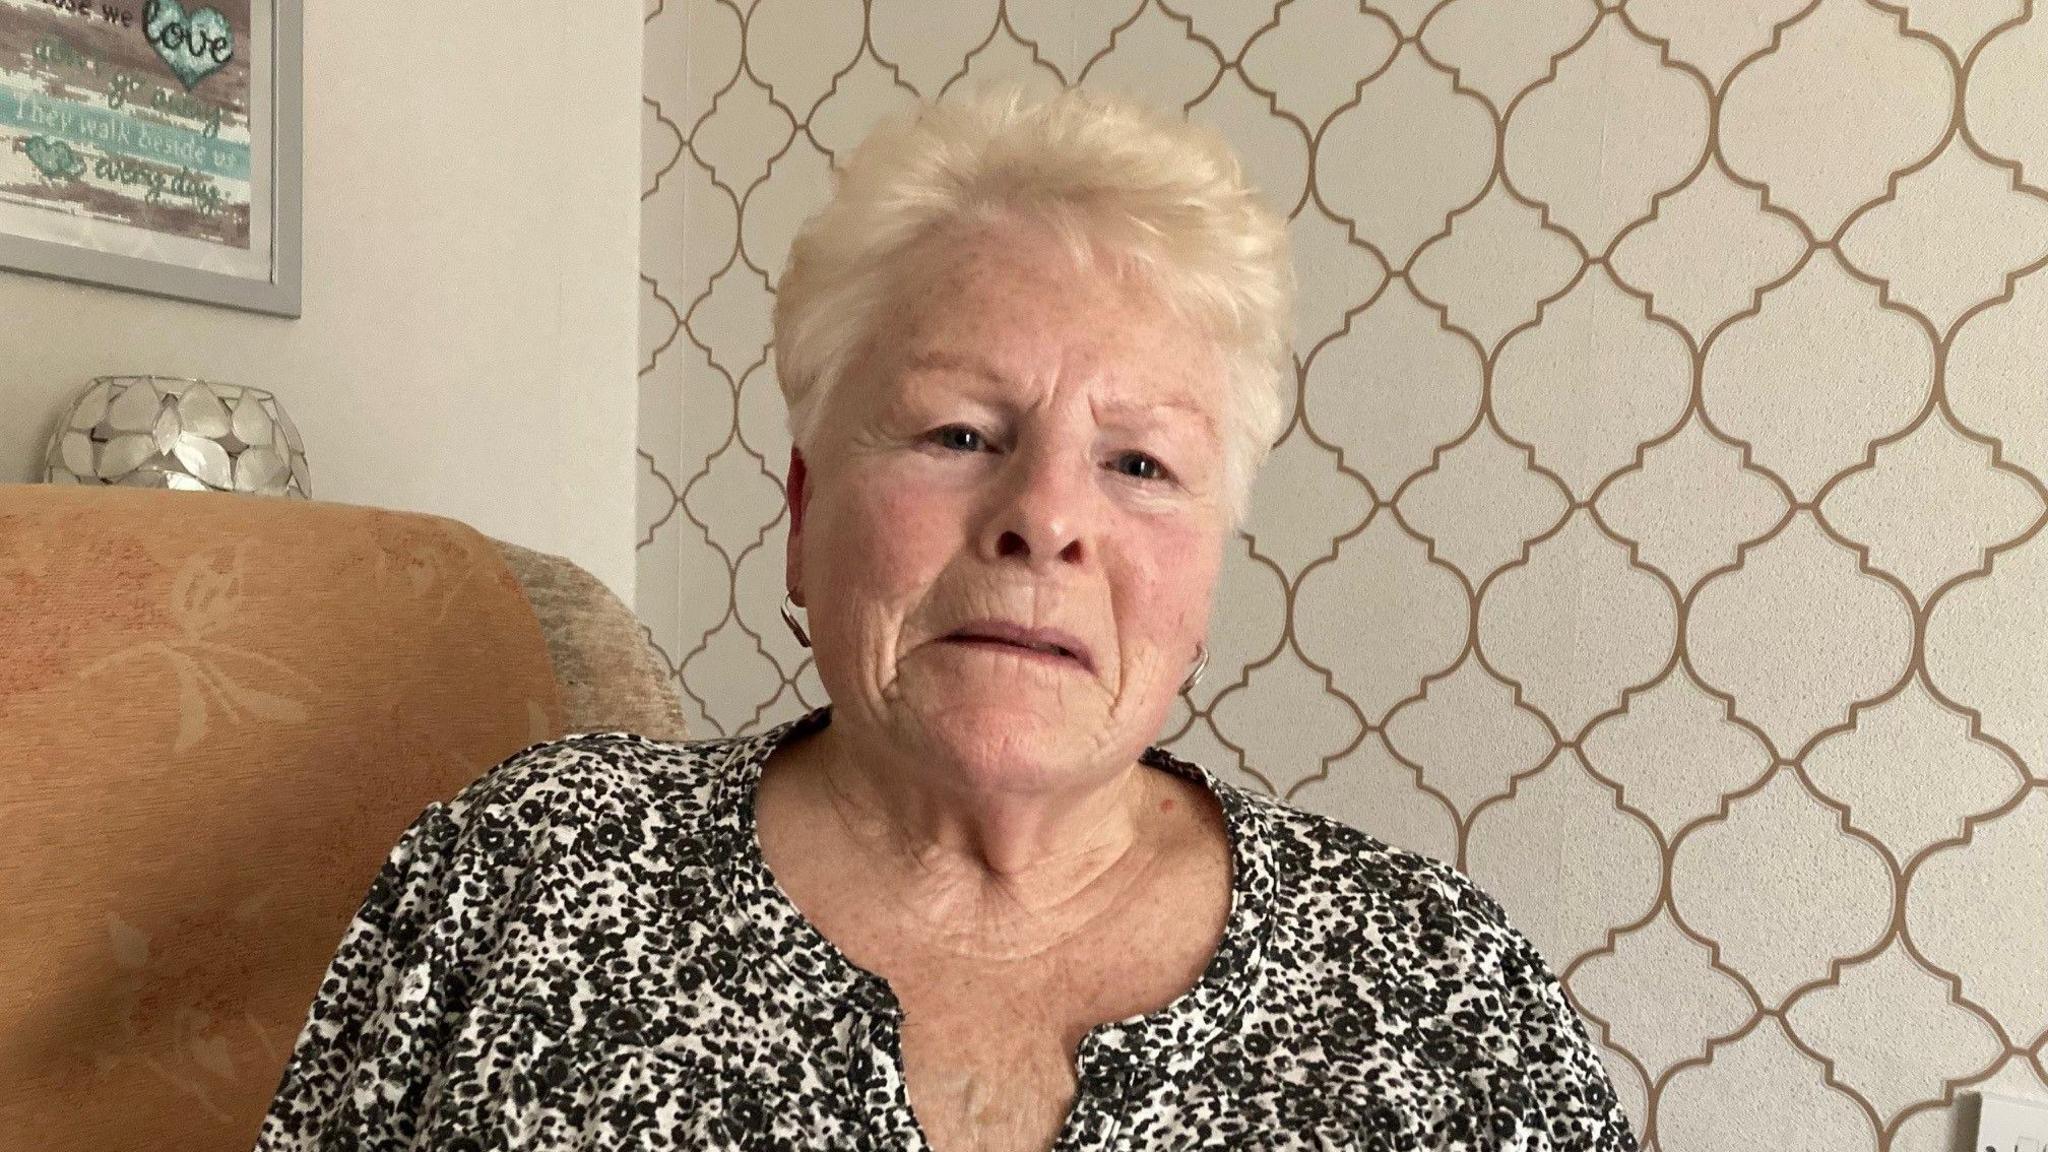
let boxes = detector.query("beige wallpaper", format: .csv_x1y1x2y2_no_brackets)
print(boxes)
638,2,2048,1148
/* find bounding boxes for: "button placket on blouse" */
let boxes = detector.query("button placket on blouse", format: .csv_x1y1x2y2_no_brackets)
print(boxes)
833,984,881,1072
845,995,934,1151
1060,1031,1142,1151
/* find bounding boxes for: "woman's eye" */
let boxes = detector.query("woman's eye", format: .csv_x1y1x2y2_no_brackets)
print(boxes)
931,425,986,453
1114,452,1170,482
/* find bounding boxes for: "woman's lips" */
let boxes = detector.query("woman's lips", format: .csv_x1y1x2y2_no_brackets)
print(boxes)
940,635,1088,670
942,623,1097,668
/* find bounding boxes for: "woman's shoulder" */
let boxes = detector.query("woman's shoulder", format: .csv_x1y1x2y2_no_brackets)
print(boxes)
1151,746,1497,932
1165,764,1639,1147
1225,783,1537,984
456,728,731,797
1266,797,1493,912
427,728,755,860
1237,795,1639,1149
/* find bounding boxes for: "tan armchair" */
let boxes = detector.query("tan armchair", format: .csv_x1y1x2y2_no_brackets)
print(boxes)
0,483,686,1151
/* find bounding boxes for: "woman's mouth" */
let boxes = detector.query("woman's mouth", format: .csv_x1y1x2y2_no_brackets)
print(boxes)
942,619,1097,672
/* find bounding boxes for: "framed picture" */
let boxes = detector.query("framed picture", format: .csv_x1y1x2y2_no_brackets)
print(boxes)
0,0,300,317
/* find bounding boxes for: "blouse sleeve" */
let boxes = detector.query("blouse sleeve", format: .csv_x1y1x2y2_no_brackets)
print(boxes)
254,798,474,1150
254,724,587,1152
1493,916,1642,1152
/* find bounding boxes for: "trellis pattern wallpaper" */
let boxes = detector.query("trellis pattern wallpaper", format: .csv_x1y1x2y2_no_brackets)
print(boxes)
638,1,2048,1148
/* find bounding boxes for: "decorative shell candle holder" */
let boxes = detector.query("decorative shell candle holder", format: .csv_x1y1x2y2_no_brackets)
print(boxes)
44,376,311,498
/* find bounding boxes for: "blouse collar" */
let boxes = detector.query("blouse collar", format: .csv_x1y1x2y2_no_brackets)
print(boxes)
701,703,1278,1083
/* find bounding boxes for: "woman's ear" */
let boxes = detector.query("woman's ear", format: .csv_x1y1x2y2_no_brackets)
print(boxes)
785,445,808,608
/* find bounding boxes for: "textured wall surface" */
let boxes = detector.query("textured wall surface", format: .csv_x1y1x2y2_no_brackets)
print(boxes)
639,2,2048,1148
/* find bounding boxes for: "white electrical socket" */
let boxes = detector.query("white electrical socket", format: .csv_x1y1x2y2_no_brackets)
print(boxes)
1976,1090,2048,1152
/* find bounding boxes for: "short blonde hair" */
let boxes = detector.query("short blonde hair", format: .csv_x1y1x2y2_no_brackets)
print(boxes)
771,85,1294,528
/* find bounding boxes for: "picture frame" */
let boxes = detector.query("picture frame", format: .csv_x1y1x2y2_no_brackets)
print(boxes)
0,0,301,317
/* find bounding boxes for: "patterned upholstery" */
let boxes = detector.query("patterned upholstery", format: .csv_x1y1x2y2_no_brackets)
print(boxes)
494,538,686,742
0,483,683,1151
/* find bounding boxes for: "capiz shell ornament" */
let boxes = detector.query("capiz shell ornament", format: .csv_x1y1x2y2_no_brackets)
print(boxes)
43,376,313,499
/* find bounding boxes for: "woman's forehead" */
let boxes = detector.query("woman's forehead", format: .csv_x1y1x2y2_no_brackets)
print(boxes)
893,348,1220,432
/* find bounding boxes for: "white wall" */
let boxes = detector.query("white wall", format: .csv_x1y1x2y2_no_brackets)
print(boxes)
0,0,642,603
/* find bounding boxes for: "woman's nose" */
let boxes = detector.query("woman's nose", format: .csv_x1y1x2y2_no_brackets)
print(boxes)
984,446,1090,569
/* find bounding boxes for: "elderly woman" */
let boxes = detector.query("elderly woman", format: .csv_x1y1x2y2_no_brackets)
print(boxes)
257,88,1636,1151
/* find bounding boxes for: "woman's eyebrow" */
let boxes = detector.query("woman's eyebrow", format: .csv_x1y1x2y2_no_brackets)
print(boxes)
1097,394,1218,436
901,350,1217,433
901,350,1011,388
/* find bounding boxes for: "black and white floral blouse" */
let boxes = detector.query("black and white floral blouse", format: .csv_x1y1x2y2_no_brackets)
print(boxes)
256,704,1639,1151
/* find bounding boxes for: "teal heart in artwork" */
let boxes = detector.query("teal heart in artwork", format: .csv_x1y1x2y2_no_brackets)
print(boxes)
23,135,86,180
144,0,235,91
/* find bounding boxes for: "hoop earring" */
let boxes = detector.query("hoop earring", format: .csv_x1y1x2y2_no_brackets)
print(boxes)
1182,642,1208,693
780,592,811,649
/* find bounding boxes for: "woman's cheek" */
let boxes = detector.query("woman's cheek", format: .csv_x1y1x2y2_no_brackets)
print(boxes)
843,474,957,588
1139,522,1222,626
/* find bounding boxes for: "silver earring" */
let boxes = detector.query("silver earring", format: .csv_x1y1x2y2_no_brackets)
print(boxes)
780,592,811,649
1182,642,1208,693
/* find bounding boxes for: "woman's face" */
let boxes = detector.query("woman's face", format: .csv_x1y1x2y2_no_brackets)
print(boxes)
785,222,1232,791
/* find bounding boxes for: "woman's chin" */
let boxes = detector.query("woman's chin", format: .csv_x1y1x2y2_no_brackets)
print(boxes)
885,689,1109,775
891,653,1100,708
